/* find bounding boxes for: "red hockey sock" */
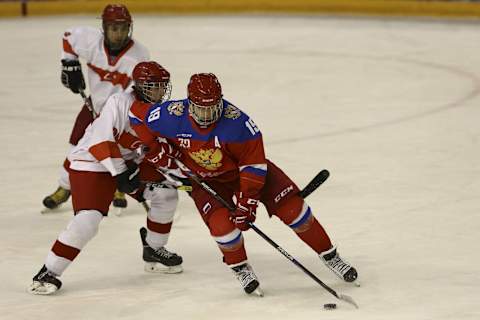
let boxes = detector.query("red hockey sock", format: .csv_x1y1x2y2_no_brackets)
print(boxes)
295,217,332,254
276,196,332,253
208,208,248,265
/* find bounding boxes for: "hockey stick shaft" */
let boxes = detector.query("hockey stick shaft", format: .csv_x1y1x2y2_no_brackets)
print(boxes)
138,180,191,213
141,180,192,192
299,169,329,199
79,89,98,118
173,160,357,307
143,170,326,199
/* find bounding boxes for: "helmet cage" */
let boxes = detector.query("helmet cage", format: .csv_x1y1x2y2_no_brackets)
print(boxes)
136,80,172,104
103,21,132,52
188,99,224,126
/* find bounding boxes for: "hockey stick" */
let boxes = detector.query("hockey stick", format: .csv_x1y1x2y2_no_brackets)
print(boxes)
299,169,329,199
173,160,358,308
141,180,192,192
79,89,98,118
143,170,326,199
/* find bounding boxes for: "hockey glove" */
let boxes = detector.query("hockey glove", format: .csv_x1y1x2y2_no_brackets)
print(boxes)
116,163,140,194
144,140,182,171
233,193,259,231
61,59,86,94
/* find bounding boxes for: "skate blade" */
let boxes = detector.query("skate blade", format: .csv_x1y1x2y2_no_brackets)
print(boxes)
247,287,264,297
113,207,124,216
27,281,58,295
144,263,183,274
252,287,264,297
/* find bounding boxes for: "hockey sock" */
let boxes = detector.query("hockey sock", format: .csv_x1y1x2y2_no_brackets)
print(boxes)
144,187,178,248
209,208,247,265
45,210,103,275
146,217,172,249
276,196,332,253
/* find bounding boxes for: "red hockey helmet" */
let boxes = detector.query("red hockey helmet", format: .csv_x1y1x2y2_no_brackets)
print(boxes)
102,4,132,24
133,61,171,103
187,73,223,126
101,4,132,51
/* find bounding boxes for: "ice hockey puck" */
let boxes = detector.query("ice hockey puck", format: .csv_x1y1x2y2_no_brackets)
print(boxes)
323,303,337,310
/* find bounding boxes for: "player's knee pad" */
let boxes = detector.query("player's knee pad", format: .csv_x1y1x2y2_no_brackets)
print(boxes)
209,208,243,251
143,188,178,212
61,210,103,247
147,189,178,224
277,197,314,233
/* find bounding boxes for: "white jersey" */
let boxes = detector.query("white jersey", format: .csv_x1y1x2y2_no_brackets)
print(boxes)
68,92,142,176
62,26,149,114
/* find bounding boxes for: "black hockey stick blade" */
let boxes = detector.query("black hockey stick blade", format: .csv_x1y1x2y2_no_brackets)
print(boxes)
299,169,330,199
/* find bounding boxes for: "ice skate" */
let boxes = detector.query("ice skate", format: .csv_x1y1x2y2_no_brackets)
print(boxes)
112,190,127,216
140,227,183,274
42,186,70,211
28,265,62,295
231,262,264,297
319,246,358,284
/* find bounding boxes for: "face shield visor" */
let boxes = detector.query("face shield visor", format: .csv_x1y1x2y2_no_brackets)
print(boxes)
188,99,223,126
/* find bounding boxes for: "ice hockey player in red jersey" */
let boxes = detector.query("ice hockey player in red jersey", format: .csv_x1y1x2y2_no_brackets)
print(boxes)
28,61,183,295
42,4,150,212
132,73,358,296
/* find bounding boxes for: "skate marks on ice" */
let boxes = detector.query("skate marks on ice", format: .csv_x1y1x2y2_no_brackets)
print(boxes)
269,55,480,146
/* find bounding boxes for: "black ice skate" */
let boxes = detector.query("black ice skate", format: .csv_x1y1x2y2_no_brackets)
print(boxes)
28,265,62,295
319,246,358,283
112,190,127,216
231,263,264,297
112,190,127,208
140,227,183,274
42,186,70,210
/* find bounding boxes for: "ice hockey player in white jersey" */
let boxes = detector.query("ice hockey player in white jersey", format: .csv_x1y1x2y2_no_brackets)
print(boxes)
28,61,183,295
42,4,149,212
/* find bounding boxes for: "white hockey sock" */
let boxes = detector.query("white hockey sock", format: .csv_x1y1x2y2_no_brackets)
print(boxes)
45,210,103,276
143,188,178,249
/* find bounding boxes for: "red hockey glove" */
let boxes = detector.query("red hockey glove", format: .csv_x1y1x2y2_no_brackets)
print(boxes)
144,140,181,170
233,193,259,231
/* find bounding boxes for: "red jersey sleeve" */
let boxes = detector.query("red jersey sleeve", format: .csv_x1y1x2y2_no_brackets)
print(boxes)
228,136,267,198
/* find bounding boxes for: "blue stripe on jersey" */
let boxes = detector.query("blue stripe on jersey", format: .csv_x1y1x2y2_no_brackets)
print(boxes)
289,206,312,229
129,116,142,126
242,166,267,177
145,99,262,144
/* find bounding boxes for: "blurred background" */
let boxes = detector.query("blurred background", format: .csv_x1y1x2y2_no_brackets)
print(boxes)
1,0,480,18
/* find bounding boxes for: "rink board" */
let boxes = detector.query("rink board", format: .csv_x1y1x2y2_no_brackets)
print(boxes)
1,0,480,18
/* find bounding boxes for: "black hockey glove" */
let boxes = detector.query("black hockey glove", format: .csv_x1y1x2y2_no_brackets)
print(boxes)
61,59,86,94
116,164,140,194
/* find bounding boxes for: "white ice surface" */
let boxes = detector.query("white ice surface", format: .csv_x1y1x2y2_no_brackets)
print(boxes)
1,15,479,320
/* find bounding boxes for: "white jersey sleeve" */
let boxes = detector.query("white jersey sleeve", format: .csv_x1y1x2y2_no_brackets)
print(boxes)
61,26,101,61
68,93,140,176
